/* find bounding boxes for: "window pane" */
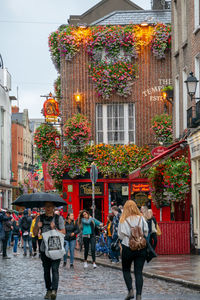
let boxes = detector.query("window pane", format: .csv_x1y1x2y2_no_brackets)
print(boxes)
128,104,134,116
129,117,134,130
129,131,135,143
108,132,113,142
107,105,112,117
119,118,124,130
113,105,118,117
119,105,124,117
98,132,103,143
114,132,118,141
113,118,118,130
97,105,102,117
119,132,124,141
98,118,103,131
108,118,112,130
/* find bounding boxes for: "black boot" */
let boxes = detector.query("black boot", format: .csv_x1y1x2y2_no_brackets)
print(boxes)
125,289,134,300
136,295,141,300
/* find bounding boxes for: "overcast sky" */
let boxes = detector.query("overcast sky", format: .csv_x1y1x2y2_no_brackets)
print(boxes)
0,0,151,118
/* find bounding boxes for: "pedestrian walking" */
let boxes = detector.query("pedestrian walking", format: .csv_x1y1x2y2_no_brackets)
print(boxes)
79,210,102,269
19,209,33,256
118,200,148,300
63,212,79,268
12,219,20,255
106,214,113,260
30,212,42,256
111,206,120,263
38,202,65,300
2,210,13,259
147,209,158,250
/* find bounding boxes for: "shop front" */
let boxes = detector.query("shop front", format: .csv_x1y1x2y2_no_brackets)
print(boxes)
188,131,200,253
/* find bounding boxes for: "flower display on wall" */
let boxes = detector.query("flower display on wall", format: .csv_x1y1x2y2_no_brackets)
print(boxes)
151,23,171,59
48,143,152,180
89,60,137,99
151,114,173,145
148,155,191,208
34,124,60,162
48,24,171,98
63,113,91,153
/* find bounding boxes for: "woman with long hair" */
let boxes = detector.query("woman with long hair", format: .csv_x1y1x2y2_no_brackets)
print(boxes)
78,210,102,269
118,200,148,300
63,212,79,268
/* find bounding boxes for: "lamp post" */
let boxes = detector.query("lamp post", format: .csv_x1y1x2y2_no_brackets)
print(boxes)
184,72,199,101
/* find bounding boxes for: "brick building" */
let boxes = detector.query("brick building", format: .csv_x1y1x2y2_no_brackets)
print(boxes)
61,9,171,147
172,0,200,253
11,106,32,194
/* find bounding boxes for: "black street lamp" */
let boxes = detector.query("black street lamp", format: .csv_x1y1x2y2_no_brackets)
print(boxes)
185,72,199,100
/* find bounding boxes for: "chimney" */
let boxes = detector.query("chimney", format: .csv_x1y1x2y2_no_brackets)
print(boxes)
152,0,165,10
12,106,19,113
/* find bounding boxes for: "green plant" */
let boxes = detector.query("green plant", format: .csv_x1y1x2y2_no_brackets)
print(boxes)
151,114,173,145
162,85,173,91
63,114,91,153
34,124,60,162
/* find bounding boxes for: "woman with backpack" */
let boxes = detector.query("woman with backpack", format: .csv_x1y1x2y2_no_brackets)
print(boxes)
118,200,148,300
63,212,79,268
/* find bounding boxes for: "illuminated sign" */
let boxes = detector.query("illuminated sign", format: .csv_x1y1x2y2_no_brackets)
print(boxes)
132,183,150,193
43,97,59,122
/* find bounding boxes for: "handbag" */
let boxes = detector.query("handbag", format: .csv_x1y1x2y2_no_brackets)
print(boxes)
156,224,162,236
145,237,157,263
42,229,65,260
111,239,120,252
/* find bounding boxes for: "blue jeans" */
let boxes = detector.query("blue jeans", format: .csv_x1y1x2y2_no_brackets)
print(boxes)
7,230,12,247
63,239,76,264
13,235,19,253
23,234,32,255
107,236,114,259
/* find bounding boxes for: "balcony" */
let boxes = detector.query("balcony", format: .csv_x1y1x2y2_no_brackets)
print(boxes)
187,101,200,128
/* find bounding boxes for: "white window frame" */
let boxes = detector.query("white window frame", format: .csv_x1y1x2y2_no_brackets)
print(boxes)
96,103,135,145
195,54,200,100
182,70,188,130
194,0,200,29
175,76,180,139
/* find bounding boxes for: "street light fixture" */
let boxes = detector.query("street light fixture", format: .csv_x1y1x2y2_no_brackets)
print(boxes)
185,72,199,100
74,90,82,113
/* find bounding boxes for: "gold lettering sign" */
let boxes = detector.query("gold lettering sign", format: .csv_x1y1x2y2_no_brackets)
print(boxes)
79,183,104,196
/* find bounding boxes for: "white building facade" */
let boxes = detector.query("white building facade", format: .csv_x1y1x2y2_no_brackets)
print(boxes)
0,56,12,208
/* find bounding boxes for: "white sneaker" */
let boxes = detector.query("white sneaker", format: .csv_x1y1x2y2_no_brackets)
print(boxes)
93,263,97,269
84,262,88,268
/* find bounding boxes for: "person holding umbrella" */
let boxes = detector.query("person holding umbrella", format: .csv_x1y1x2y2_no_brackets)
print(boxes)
12,192,67,300
38,202,65,300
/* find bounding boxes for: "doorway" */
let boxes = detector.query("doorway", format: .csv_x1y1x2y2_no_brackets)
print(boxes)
80,197,103,222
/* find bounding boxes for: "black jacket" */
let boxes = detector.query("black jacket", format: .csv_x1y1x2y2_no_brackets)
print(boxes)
64,220,79,241
12,221,20,236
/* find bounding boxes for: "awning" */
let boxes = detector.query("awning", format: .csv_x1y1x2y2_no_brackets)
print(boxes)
129,140,187,180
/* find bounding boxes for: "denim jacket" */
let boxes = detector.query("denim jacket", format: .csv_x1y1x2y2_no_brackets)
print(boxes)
82,218,101,236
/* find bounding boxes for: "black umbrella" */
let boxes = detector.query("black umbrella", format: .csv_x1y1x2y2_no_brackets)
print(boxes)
12,192,67,208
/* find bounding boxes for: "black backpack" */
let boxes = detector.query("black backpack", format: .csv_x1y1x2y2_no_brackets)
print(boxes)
22,216,30,231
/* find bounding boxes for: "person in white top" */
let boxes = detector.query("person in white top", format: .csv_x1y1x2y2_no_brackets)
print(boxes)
118,200,148,300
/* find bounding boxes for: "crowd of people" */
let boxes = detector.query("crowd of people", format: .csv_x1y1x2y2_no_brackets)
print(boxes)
0,201,159,300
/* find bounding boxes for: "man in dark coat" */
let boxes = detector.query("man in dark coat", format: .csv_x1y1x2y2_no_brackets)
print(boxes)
1,209,13,259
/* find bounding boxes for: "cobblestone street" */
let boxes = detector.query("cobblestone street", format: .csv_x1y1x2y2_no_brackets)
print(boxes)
0,249,200,300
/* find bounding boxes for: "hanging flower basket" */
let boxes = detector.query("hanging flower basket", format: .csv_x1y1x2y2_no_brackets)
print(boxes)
34,124,60,162
63,114,91,153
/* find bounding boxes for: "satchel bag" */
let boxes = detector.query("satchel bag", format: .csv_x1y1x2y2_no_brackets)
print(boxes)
42,229,65,260
126,217,147,251
111,239,120,252
156,224,162,236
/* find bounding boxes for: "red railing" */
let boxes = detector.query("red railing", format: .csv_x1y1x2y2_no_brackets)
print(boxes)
156,221,190,255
